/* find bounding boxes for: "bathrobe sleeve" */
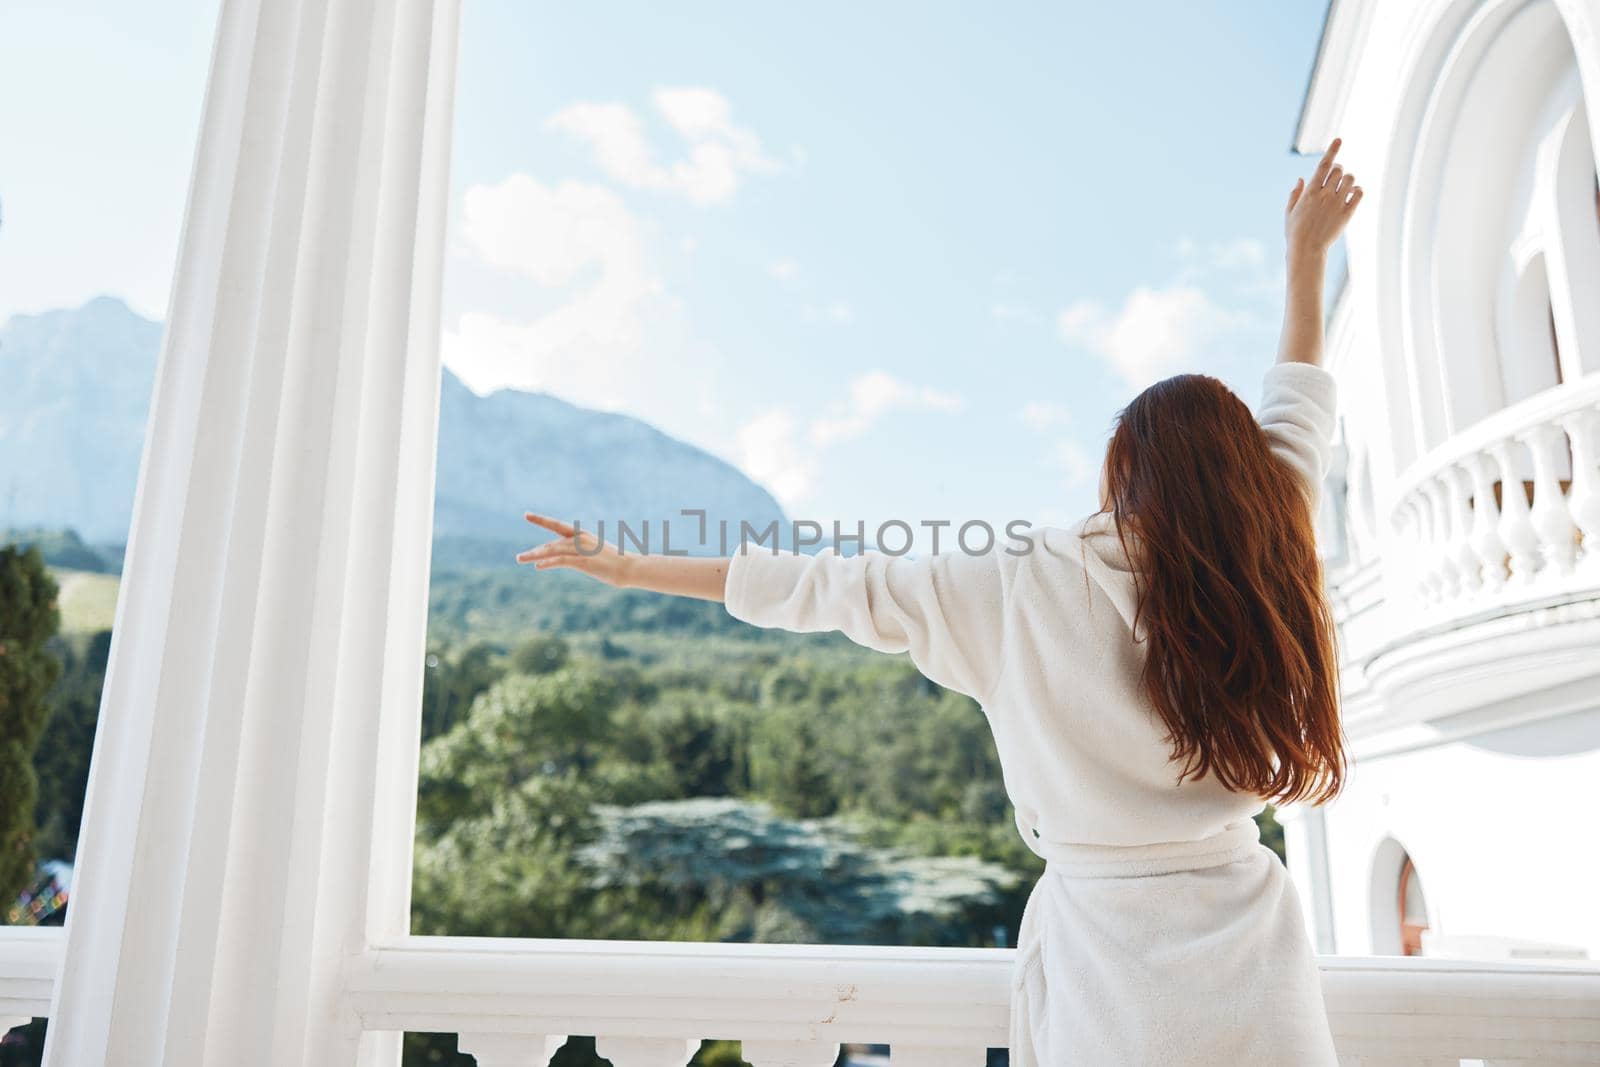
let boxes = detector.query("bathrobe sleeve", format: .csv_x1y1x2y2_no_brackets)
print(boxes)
1258,361,1338,511
723,547,1007,702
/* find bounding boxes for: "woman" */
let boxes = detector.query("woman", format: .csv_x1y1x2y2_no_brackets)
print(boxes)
518,140,1362,1065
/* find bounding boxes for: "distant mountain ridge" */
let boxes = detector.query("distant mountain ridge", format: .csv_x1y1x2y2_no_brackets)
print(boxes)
0,297,788,561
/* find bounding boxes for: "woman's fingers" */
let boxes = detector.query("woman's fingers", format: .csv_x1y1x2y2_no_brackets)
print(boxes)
534,555,592,573
1345,186,1364,210
1337,171,1356,195
524,511,575,537
1325,164,1343,190
1286,177,1305,214
1313,138,1342,186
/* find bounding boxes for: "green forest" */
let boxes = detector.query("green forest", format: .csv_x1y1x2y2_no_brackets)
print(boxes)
5,538,1283,1067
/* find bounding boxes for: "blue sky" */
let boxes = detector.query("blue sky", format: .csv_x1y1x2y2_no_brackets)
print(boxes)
1,1,1332,534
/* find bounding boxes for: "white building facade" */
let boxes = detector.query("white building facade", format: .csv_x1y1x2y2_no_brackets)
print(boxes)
1283,0,1600,964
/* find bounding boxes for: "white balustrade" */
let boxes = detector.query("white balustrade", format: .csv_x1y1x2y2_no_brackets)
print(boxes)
3,927,1599,1064
1389,378,1600,614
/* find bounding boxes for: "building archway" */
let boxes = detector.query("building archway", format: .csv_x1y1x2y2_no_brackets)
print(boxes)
1370,837,1433,956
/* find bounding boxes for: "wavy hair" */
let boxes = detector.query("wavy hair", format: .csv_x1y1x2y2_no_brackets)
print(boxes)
1100,373,1344,805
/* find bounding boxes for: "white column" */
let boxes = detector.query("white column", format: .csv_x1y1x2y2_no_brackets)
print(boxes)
1278,804,1337,955
42,1,459,1065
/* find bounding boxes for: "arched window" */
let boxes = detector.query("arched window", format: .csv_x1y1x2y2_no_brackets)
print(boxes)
1398,855,1431,957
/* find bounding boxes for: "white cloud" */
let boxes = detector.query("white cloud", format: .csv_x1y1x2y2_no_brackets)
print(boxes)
1175,236,1268,273
737,373,965,506
1058,284,1250,390
768,259,801,284
737,408,815,507
991,301,1032,322
810,371,964,447
1052,439,1098,489
803,299,853,325
548,87,779,206
441,174,662,405
1173,236,1282,297
1209,237,1267,271
1021,401,1069,431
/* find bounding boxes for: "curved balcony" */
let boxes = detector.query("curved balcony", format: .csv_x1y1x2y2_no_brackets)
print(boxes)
1331,377,1600,738
1390,376,1600,616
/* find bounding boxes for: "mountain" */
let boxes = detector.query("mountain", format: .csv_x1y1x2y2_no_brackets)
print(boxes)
0,298,788,560
0,297,162,546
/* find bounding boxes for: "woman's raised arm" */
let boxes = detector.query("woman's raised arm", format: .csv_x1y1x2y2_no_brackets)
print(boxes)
1278,138,1363,369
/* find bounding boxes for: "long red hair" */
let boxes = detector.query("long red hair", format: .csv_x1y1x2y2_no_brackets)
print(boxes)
1100,373,1344,805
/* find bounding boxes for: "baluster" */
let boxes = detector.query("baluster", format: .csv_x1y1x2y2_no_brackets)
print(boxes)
1404,495,1439,605
1490,439,1541,583
1559,407,1600,571
740,1040,842,1066
458,1033,567,1067
892,1045,990,1065
1520,422,1578,575
1390,500,1423,605
1420,480,1459,600
1464,452,1508,591
1410,498,1434,604
1443,464,1481,594
593,1037,701,1067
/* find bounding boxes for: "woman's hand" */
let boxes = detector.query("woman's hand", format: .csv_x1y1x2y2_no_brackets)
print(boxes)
516,512,633,587
517,511,732,601
1284,138,1362,264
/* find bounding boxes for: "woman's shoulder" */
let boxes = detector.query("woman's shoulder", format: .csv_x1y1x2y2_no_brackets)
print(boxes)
1014,515,1141,631
1027,514,1137,576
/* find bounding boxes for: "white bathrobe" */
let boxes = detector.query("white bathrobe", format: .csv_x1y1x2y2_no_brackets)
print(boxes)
722,362,1341,1065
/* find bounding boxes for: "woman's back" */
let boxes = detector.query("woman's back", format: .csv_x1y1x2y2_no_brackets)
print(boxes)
718,361,1341,1065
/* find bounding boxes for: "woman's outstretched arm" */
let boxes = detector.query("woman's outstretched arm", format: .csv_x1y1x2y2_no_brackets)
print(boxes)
1278,138,1363,368
517,511,1009,700
517,512,729,600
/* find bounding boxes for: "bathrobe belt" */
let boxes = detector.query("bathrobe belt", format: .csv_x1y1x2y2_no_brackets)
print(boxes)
1031,819,1264,879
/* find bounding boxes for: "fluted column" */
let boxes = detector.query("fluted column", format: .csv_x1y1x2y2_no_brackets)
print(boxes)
42,1,460,1065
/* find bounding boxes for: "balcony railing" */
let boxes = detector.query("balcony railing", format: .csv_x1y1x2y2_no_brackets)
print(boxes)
5,927,1599,1064
1389,376,1600,619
